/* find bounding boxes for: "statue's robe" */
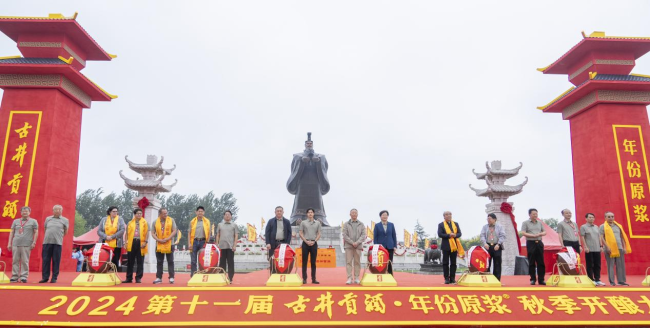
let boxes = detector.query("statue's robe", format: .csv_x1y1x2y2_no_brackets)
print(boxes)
286,152,330,226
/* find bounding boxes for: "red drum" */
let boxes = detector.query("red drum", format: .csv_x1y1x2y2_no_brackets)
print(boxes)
367,245,390,274
84,243,114,273
198,244,221,273
272,244,295,274
554,247,580,275
466,246,491,273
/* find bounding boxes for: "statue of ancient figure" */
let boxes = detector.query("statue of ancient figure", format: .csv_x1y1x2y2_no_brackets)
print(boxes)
287,132,331,226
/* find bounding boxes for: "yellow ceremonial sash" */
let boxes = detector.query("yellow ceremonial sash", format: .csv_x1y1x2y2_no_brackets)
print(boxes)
444,220,465,258
104,215,119,248
126,218,148,255
189,217,210,248
604,221,631,258
176,230,182,244
155,216,173,254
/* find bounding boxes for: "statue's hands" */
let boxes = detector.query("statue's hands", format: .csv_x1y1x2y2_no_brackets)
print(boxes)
302,157,310,163
312,156,320,162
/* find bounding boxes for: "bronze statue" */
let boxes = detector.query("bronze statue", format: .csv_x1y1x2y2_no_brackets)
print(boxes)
287,132,331,226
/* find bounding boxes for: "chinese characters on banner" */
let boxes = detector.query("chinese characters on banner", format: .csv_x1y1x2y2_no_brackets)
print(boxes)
3,288,650,325
0,111,42,233
613,125,650,237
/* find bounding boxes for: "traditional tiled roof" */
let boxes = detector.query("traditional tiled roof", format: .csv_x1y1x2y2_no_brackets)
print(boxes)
473,161,523,179
469,177,528,197
0,56,117,100
125,155,175,175
0,57,66,64
119,170,177,193
0,13,116,60
537,74,650,110
538,31,650,74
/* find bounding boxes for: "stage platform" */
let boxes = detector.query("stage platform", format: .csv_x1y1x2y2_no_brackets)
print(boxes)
1,268,649,327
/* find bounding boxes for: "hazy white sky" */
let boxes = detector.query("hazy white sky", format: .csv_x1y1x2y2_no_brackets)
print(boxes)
2,1,650,238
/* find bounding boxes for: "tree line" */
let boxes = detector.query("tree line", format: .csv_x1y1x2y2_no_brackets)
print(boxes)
75,188,242,248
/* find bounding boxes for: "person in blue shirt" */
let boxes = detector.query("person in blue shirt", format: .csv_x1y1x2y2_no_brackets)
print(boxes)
71,247,84,272
373,210,397,275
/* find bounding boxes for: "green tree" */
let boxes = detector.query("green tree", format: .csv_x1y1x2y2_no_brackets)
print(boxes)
413,219,429,248
76,188,106,229
543,218,558,232
460,235,482,251
73,210,88,237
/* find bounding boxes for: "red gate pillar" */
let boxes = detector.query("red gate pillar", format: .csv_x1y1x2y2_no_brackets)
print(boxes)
538,31,650,274
0,13,116,272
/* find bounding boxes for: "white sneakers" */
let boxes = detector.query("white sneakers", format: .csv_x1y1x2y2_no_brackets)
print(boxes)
346,279,352,285
153,278,162,284
169,278,175,284
355,279,360,284
594,280,605,286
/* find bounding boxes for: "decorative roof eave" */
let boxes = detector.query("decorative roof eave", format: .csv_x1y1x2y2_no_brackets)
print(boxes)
0,59,116,101
124,155,176,175
0,13,115,61
473,161,523,179
537,31,650,75
538,75,650,112
469,177,528,197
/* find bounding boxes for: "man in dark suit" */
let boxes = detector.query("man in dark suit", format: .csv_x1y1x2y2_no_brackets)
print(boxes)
265,206,292,273
437,211,463,284
373,210,397,275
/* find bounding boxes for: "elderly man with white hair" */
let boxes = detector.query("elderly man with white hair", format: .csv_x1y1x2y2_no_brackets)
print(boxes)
40,205,69,283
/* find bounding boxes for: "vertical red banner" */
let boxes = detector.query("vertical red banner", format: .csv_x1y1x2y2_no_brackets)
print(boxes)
0,111,42,234
613,125,650,238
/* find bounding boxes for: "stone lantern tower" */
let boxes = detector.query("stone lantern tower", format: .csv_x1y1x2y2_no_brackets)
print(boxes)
120,155,177,273
470,161,528,275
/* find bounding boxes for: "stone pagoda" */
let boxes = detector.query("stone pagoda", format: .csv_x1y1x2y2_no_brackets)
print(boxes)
470,161,528,275
120,155,177,272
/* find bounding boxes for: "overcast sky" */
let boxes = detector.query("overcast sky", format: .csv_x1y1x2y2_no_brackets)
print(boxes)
2,1,650,238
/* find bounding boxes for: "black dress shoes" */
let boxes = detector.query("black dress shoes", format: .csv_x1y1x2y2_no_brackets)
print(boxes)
50,279,57,283
312,281,320,284
39,279,48,283
538,281,546,285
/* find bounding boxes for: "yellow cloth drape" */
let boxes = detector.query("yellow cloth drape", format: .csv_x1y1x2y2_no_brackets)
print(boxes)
444,220,465,258
176,230,182,244
189,217,210,248
604,221,631,258
104,215,119,248
155,216,173,254
126,218,148,255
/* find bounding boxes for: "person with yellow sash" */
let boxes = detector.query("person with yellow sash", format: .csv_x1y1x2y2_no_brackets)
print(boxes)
124,208,148,283
437,211,464,284
151,207,178,284
97,206,126,269
599,212,631,286
188,206,211,277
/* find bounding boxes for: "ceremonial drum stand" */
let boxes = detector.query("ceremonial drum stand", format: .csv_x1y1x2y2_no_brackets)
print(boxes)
547,247,594,288
72,243,122,286
266,244,302,286
360,244,397,286
456,246,501,287
187,242,229,286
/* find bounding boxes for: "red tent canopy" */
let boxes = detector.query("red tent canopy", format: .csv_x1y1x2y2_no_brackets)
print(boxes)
73,226,99,246
519,221,563,273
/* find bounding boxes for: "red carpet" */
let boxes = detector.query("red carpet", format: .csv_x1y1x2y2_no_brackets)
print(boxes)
1,268,648,327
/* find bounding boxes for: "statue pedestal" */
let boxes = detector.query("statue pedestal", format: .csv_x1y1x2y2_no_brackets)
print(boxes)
486,203,519,276
419,263,444,274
